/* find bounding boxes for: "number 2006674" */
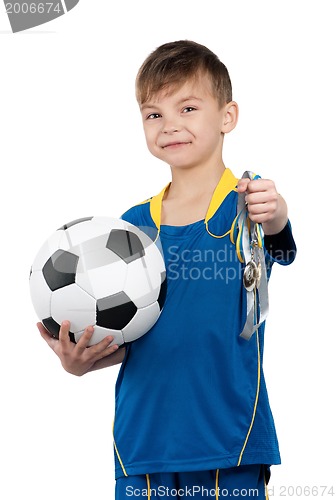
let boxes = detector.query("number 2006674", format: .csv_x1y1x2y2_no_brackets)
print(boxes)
5,3,62,14
268,485,335,497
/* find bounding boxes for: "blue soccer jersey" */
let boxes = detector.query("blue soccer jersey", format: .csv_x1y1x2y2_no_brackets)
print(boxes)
113,168,296,478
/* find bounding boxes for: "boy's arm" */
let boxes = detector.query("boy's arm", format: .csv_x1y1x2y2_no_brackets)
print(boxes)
263,221,296,262
237,177,296,263
37,321,124,377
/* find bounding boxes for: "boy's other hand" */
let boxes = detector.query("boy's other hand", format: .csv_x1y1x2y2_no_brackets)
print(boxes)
237,177,288,235
37,321,119,376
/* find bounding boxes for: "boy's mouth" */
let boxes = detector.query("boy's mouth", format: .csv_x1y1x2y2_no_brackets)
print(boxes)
162,141,191,149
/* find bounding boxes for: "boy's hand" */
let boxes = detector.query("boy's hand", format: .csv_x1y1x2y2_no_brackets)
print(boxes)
237,177,288,235
37,321,119,376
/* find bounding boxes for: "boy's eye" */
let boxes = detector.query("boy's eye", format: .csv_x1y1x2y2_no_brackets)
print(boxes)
146,113,161,120
182,106,196,113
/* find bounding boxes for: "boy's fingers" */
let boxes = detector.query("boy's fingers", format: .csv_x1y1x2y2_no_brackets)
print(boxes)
58,320,72,344
245,178,274,194
75,325,114,350
92,339,119,362
237,178,250,193
75,325,95,353
38,319,119,360
94,343,120,364
37,321,47,336
245,191,271,205
89,333,116,354
37,322,58,348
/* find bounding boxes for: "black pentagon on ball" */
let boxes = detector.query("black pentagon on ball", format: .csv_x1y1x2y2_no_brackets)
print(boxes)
42,249,79,291
58,217,93,230
158,271,167,311
42,317,76,343
106,229,145,263
96,291,137,330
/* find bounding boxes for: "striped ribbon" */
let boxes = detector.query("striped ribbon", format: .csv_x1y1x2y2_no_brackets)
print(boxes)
233,171,269,340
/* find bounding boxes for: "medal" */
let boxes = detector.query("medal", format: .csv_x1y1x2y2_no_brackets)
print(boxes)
235,171,269,340
243,241,261,291
243,261,258,291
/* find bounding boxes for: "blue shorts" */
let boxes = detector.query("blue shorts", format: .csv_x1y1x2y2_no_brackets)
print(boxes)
116,465,270,500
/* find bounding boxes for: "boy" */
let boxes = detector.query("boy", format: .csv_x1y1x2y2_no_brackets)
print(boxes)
38,40,296,499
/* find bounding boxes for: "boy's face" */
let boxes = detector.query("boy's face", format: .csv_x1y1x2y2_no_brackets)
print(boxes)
140,75,232,170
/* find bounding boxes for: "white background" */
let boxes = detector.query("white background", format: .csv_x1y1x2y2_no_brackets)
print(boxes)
0,1,335,499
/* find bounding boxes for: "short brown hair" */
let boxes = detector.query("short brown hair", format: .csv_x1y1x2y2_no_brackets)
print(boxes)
136,40,232,108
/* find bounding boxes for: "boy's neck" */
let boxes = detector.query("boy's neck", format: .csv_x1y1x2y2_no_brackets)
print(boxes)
160,161,228,226
166,161,226,201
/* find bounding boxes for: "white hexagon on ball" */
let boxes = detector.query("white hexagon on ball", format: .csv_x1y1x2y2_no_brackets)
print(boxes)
51,284,96,334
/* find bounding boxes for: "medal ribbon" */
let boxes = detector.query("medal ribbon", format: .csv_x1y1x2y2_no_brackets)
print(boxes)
236,171,269,340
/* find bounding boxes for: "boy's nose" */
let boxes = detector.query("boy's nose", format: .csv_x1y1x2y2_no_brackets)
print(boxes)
162,120,180,134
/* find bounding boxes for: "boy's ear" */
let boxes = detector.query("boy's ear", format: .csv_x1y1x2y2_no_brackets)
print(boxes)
221,101,239,134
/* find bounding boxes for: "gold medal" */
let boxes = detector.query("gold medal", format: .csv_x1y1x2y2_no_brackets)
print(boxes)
243,261,258,291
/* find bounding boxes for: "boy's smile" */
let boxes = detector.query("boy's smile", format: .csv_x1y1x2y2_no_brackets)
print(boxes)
140,76,237,171
161,141,191,150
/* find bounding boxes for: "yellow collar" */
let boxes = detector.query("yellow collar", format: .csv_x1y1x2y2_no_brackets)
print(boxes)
149,168,238,230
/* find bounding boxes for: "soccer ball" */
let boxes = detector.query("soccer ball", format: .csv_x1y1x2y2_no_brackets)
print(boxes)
29,216,167,346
